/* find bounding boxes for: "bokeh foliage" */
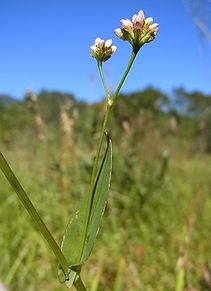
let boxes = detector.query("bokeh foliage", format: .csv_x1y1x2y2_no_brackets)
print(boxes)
0,87,211,290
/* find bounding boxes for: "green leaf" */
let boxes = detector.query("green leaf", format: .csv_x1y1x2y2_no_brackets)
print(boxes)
81,137,112,262
0,152,70,276
59,136,112,286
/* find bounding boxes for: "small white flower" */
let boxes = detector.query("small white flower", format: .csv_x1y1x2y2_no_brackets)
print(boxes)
114,28,123,38
144,17,154,27
120,19,133,31
132,10,144,30
149,23,159,32
105,39,112,47
95,37,105,48
111,46,117,53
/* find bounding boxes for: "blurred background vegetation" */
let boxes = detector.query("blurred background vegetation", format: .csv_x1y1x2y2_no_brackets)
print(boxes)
0,87,211,290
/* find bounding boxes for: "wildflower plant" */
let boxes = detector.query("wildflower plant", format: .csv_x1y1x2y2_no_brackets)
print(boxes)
0,10,158,291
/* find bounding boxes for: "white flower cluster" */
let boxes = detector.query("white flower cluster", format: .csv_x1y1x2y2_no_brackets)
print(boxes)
90,10,159,62
90,37,117,62
115,10,159,50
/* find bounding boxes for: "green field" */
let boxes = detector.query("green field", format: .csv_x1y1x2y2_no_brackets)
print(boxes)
0,90,211,290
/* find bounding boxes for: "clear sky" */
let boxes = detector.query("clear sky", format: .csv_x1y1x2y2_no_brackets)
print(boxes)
0,0,211,102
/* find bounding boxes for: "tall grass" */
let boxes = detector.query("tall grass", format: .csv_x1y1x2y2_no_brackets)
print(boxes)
0,128,211,290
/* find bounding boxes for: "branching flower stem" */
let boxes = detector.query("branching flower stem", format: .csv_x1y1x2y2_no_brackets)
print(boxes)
90,49,137,189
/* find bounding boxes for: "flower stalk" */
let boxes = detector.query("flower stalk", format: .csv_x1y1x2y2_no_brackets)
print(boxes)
89,48,138,193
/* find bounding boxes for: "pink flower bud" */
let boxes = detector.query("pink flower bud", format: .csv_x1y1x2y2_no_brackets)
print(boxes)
137,10,145,20
133,10,144,30
136,11,144,23
144,17,153,26
112,46,117,53
132,13,143,30
95,37,105,48
114,28,123,38
105,39,112,47
95,37,101,45
132,14,137,23
149,23,159,31
120,19,133,30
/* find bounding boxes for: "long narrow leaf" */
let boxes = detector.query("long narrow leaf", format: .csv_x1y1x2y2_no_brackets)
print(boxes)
59,136,112,286
81,137,112,262
0,152,69,276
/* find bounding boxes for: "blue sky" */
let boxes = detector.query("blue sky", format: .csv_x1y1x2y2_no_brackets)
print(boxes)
0,0,211,102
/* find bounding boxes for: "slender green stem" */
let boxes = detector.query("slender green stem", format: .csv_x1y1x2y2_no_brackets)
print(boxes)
89,103,111,189
0,152,69,274
111,49,137,106
89,61,110,189
90,49,138,188
98,61,110,100
175,268,185,291
74,276,87,291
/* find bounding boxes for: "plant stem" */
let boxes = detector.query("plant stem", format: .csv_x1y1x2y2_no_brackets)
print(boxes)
89,102,112,189
175,268,185,291
110,49,137,106
0,152,69,275
91,49,137,183
74,276,87,291
88,60,112,188
98,60,110,100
